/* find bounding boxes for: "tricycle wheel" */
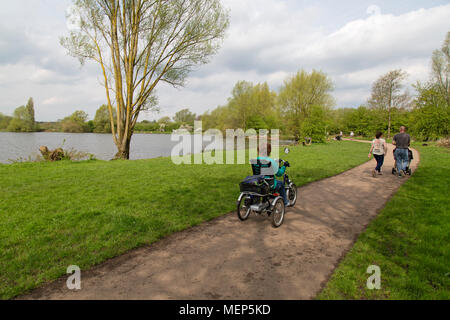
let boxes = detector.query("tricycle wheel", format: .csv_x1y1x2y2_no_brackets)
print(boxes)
287,184,297,207
237,196,251,221
271,198,285,228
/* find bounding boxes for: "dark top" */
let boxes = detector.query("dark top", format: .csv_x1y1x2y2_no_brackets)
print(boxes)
393,133,411,149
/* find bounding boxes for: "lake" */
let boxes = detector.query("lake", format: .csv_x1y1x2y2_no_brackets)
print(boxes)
0,132,185,163
0,132,295,164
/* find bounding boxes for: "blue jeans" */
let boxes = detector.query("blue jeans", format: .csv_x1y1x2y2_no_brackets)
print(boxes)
374,154,384,172
275,180,288,205
395,148,409,174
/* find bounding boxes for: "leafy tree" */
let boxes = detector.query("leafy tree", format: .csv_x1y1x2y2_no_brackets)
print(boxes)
173,109,196,125
7,106,34,132
210,81,278,131
61,0,229,159
94,104,116,133
431,31,450,106
300,105,328,142
279,70,334,139
247,115,267,131
202,105,230,132
0,113,12,130
227,81,255,129
157,116,172,125
25,97,36,130
87,120,95,132
411,83,450,140
368,69,411,138
61,110,91,133
135,121,159,132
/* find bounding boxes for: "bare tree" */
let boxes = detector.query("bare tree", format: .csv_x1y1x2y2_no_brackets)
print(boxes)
368,69,410,138
61,0,229,159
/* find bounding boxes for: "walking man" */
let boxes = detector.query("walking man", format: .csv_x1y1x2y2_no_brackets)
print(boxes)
393,126,411,177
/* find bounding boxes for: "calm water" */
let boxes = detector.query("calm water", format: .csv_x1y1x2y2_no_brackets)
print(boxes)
0,132,192,163
0,132,295,164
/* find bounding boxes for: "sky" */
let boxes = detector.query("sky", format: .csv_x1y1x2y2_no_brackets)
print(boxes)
0,0,449,122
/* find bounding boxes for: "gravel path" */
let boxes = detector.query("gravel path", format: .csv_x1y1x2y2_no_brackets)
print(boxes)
20,142,419,300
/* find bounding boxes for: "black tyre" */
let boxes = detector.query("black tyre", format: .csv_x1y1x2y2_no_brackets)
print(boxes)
392,168,396,175
237,196,251,221
287,184,297,207
271,198,285,228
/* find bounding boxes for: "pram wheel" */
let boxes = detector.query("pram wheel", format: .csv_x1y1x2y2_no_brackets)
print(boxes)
392,168,396,175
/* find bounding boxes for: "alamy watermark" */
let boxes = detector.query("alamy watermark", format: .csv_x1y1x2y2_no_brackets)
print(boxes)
366,265,381,290
66,265,81,290
170,121,280,165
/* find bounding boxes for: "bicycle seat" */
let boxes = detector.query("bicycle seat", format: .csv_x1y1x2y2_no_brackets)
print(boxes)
250,159,275,187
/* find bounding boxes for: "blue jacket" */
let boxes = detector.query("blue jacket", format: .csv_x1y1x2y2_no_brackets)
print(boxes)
256,156,286,188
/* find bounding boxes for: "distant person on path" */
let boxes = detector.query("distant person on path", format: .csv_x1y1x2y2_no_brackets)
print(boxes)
350,131,354,139
368,131,387,177
393,126,411,177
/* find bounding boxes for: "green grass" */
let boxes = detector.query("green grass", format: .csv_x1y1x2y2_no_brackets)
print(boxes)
318,144,450,300
0,141,369,299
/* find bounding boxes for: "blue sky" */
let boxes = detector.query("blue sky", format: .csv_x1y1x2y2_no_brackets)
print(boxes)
0,0,449,121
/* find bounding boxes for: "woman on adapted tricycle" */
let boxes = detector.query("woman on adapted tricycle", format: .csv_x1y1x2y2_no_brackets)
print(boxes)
237,143,297,228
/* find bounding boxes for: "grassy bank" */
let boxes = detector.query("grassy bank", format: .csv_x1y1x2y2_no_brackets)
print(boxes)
0,141,369,299
318,144,450,300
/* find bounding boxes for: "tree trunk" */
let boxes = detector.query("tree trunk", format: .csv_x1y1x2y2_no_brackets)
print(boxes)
388,108,391,139
114,136,131,160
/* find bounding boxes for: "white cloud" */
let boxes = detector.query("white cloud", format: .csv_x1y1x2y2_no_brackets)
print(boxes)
154,2,449,114
0,0,449,121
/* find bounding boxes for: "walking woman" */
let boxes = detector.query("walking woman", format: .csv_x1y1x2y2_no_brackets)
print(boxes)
368,131,388,177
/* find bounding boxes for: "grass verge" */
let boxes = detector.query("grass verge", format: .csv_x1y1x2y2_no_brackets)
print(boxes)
0,141,369,299
318,143,450,300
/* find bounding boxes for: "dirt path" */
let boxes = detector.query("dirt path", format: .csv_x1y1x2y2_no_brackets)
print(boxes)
21,142,419,300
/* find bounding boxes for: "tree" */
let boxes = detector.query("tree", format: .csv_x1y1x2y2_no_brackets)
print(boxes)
227,81,254,129
173,108,196,125
218,81,278,131
157,116,171,125
278,70,334,139
7,106,34,132
135,120,159,132
61,0,229,159
411,83,450,140
0,113,12,130
94,104,116,133
431,31,450,105
300,105,328,142
25,97,36,130
368,69,410,138
61,110,91,133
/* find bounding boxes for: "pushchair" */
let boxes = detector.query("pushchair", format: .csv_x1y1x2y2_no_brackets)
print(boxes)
392,148,413,176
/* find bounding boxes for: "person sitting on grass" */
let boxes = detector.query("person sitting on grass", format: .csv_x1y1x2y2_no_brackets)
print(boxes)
368,131,388,177
257,143,290,206
393,126,411,177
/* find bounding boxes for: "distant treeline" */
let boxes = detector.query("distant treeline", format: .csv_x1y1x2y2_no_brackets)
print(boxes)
0,102,197,134
0,103,116,134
